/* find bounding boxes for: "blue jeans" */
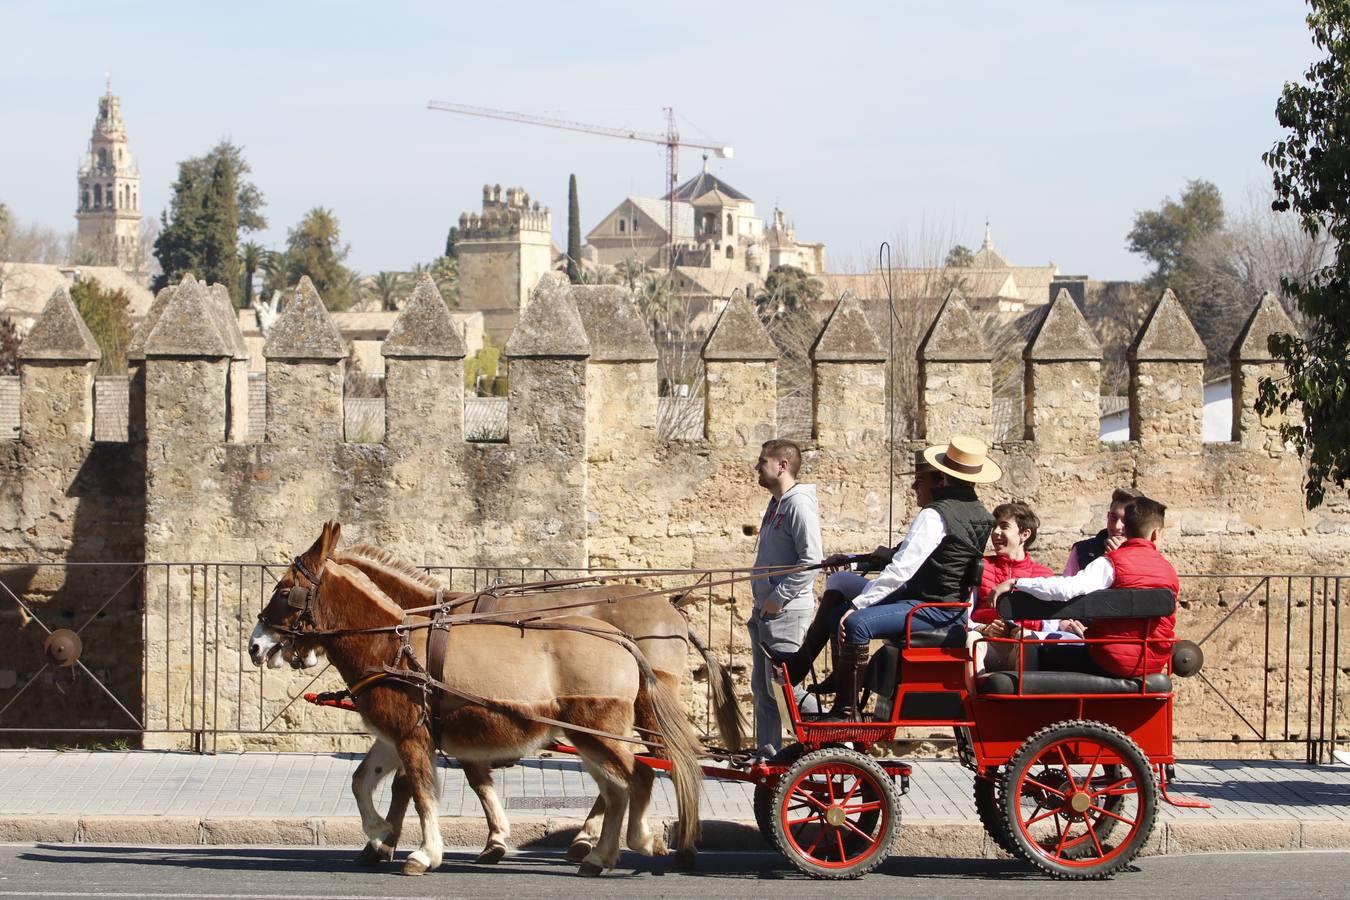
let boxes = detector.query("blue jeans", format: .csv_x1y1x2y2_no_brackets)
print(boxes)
823,596,964,645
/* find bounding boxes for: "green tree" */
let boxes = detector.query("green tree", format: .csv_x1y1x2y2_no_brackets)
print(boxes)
69,280,132,376
283,207,354,310
1127,179,1226,287
756,265,823,323
1259,0,1350,508
944,244,975,268
444,225,460,260
0,316,21,376
368,271,405,311
567,174,582,283
153,141,265,303
429,256,459,307
260,249,289,301
240,241,264,307
637,271,677,331
615,257,646,292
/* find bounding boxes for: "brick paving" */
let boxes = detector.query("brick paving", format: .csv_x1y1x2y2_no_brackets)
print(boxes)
1,751,1346,823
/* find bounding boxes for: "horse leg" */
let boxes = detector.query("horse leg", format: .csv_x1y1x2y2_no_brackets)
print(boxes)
567,795,605,862
397,734,443,876
624,758,665,857
351,739,401,864
462,760,510,864
571,734,633,874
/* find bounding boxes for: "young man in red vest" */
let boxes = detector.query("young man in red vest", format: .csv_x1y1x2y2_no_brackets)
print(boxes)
987,496,1176,678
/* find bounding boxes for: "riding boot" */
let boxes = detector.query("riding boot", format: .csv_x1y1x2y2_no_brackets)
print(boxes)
823,643,870,721
763,590,847,685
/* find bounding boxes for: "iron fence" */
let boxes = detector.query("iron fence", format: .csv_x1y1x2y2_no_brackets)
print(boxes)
0,560,1343,762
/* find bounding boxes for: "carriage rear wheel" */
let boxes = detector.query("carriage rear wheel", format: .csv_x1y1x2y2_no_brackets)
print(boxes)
1000,720,1157,879
771,748,899,879
753,744,804,850
973,771,1020,858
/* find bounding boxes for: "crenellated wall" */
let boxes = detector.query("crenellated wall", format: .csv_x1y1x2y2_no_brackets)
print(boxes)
3,271,1348,752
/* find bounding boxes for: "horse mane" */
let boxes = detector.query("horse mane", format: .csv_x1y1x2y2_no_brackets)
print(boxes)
338,544,446,592
327,561,408,621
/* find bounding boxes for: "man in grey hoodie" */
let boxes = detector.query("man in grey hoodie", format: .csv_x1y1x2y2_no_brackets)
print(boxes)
748,438,823,756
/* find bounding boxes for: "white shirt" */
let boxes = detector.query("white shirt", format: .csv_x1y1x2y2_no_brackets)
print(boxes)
851,507,947,610
1013,556,1116,603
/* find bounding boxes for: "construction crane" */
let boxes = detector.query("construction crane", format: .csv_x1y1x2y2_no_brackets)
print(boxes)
427,101,733,271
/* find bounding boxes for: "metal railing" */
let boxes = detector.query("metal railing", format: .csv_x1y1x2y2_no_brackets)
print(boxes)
0,561,1343,762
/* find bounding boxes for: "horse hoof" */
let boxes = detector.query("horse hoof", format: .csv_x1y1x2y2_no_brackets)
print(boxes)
475,842,507,865
674,847,697,870
401,858,429,876
354,842,393,866
577,861,605,877
566,840,593,863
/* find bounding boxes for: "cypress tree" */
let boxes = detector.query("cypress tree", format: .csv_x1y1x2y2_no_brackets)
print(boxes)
567,174,582,283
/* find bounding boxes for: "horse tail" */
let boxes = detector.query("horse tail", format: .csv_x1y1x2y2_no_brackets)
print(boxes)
687,626,747,752
624,636,703,855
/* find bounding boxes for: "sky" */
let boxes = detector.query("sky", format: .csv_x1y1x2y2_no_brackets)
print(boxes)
0,0,1319,282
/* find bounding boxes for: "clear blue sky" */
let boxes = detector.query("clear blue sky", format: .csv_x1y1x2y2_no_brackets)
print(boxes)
0,0,1317,281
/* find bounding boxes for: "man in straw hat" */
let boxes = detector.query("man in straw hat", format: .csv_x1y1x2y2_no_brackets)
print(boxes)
767,435,999,719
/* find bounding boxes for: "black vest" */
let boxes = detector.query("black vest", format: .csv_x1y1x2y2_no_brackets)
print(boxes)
1071,530,1110,572
890,486,995,604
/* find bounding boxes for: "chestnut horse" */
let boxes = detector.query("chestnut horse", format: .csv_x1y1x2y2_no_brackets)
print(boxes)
250,522,702,876
328,544,741,864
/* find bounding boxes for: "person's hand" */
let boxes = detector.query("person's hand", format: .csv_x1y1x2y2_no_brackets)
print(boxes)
759,598,783,618
984,619,1010,639
870,545,895,563
988,579,1015,605
1059,618,1086,637
1105,534,1126,552
838,607,855,641
822,553,851,573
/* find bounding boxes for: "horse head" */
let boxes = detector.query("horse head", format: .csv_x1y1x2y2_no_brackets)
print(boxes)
249,521,341,668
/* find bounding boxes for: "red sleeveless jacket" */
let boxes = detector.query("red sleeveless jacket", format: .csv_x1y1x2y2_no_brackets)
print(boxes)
1093,539,1179,676
973,554,1053,628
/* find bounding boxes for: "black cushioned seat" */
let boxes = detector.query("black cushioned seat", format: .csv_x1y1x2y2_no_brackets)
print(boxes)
885,624,968,649
978,670,1173,695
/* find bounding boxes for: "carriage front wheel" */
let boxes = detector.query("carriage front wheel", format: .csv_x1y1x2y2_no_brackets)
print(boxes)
1000,719,1158,879
770,747,899,879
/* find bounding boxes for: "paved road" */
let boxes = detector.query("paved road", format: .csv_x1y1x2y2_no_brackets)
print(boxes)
2,845,1349,899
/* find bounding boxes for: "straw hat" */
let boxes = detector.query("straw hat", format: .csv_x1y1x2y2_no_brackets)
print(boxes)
921,435,1002,484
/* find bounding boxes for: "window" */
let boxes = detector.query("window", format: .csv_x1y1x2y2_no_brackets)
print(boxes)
82,190,90,210
618,219,626,233
98,148,107,168
726,245,734,260
93,184,102,207
727,213,734,234
632,218,639,233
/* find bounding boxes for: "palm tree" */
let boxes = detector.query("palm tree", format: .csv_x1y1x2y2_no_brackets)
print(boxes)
638,272,678,332
430,256,459,307
615,257,647,292
240,241,264,307
368,271,406,311
260,250,289,299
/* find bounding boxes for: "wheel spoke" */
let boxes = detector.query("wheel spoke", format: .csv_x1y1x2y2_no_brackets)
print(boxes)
1023,776,1068,799
834,829,848,862
839,778,862,807
1025,807,1064,828
1087,802,1138,826
1083,744,1104,791
842,819,874,841
791,788,829,812
842,800,883,814
1055,745,1073,785
804,827,825,857
826,775,839,803
786,815,820,826
1087,816,1107,858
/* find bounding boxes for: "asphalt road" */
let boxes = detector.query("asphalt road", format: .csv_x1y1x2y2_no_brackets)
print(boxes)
2,845,1349,899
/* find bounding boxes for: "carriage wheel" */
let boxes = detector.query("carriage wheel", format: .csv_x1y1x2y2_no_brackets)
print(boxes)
973,771,1020,858
1001,720,1157,880
771,748,899,879
753,744,804,850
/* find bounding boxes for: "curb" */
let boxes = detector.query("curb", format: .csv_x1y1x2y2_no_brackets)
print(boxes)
2,816,1349,857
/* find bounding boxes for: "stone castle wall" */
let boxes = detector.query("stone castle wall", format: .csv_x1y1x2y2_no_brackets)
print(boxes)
1,274,1347,754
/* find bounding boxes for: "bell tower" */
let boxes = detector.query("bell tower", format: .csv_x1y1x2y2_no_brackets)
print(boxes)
75,80,142,270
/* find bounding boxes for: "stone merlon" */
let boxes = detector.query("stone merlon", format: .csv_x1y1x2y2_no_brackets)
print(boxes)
572,285,658,363
19,287,101,361
918,289,991,362
504,274,590,359
812,291,885,362
1231,292,1298,363
1129,288,1206,362
126,285,175,362
1024,288,1102,361
207,283,250,361
702,290,777,361
382,275,466,359
144,275,232,358
263,276,346,360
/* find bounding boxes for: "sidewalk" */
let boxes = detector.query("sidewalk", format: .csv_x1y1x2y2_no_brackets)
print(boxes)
1,751,1348,857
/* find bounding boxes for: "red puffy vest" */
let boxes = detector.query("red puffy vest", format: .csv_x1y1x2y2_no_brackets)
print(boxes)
1094,539,1179,676
972,554,1053,628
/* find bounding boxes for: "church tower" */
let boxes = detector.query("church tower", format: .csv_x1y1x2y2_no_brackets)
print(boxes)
75,81,141,270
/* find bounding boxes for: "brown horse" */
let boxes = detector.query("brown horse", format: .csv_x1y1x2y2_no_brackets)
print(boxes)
249,522,702,876
327,544,741,864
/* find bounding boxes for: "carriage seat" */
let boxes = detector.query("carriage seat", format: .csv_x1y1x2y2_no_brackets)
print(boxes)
978,670,1173,695
889,623,969,649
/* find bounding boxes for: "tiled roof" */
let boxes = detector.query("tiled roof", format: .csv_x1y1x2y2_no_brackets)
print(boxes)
665,171,750,203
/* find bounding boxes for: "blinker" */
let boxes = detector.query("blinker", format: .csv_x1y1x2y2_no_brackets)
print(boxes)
287,584,310,609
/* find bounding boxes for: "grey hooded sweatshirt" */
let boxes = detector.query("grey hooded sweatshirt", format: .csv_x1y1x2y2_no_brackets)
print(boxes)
751,483,823,613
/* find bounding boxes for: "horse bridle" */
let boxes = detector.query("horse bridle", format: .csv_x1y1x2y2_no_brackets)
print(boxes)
259,554,326,638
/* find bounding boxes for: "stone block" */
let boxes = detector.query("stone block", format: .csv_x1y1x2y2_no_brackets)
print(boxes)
81,815,201,844
1166,819,1299,854
0,816,79,842
1301,820,1350,849
202,816,318,845
894,821,986,858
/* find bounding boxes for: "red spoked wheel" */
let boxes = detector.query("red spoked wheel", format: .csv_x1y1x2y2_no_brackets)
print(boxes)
753,744,803,851
771,748,899,879
1000,720,1157,879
